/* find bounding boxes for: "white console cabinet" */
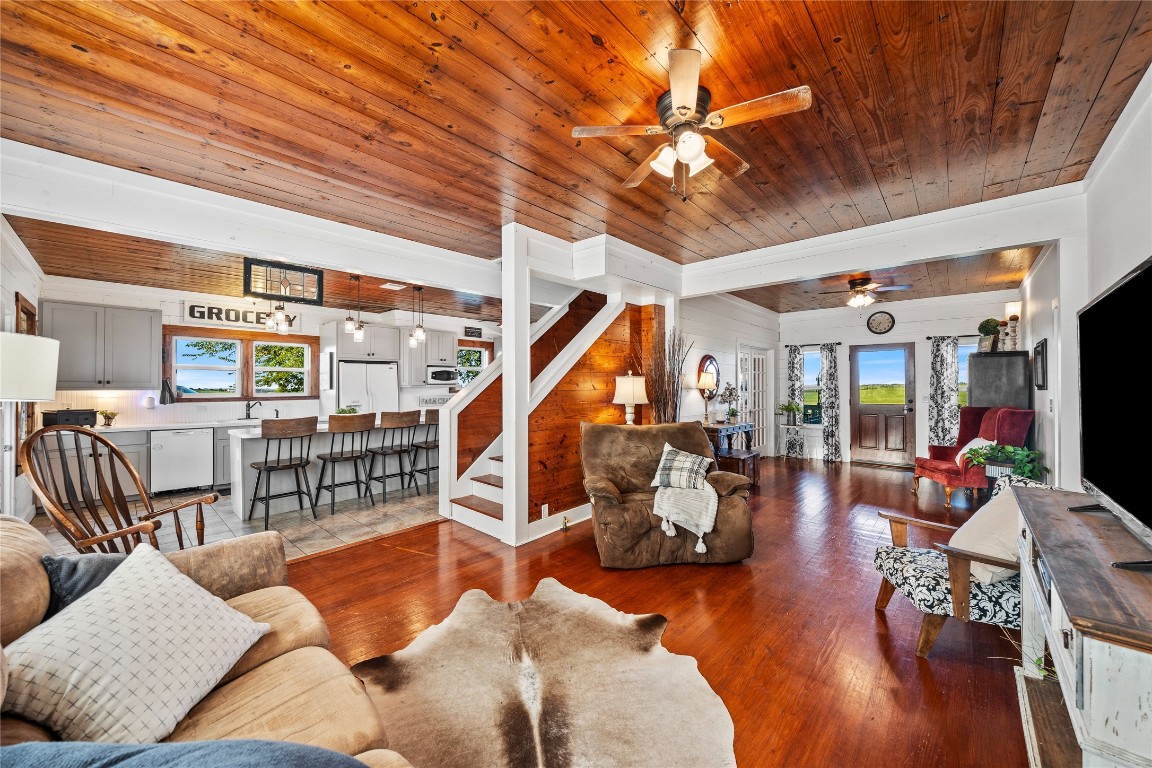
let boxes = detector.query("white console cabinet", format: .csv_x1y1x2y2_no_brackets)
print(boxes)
1016,487,1152,768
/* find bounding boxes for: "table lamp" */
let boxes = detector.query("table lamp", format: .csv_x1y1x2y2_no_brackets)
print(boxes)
613,371,649,425
0,333,60,403
697,370,716,422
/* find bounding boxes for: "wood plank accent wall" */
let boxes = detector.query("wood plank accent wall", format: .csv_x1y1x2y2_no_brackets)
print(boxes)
455,291,605,479
527,304,662,521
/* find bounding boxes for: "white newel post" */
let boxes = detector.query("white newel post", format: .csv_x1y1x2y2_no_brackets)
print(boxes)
501,223,531,545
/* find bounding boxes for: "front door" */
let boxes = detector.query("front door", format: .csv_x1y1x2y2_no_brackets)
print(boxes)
850,343,916,466
738,345,771,453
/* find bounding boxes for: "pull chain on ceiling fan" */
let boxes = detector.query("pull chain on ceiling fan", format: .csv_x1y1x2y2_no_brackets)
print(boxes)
571,48,812,201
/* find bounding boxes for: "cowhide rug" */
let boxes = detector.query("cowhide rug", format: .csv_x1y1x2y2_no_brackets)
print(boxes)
351,577,735,768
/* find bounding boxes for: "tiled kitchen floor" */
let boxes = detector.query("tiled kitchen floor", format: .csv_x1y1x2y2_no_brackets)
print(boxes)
31,483,442,560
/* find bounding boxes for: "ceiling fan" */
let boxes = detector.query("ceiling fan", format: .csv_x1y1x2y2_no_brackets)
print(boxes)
819,277,912,308
570,48,811,200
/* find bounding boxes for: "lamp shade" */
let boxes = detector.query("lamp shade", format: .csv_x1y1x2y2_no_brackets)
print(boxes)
612,373,649,406
697,371,717,391
0,333,60,402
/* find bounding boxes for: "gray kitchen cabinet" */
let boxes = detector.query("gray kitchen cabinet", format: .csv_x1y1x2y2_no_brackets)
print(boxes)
214,428,232,488
337,324,401,361
41,430,149,500
399,329,458,385
41,301,161,390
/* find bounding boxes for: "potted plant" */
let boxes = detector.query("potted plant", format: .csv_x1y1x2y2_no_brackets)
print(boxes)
964,443,1048,481
335,406,358,414
717,382,739,423
97,410,118,427
977,317,1001,352
777,402,802,426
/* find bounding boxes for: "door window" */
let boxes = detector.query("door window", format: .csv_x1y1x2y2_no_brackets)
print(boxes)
856,348,906,404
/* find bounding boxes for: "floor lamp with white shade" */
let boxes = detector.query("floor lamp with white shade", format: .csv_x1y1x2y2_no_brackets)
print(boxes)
1,332,61,517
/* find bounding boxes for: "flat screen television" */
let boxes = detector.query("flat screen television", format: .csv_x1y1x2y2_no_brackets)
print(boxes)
1078,255,1152,552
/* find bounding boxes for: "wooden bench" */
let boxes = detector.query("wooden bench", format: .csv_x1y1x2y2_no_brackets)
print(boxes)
716,449,760,485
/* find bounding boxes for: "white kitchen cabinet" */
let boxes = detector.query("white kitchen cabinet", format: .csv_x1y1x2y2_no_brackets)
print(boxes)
41,301,161,390
400,329,425,386
426,330,457,365
337,324,401,361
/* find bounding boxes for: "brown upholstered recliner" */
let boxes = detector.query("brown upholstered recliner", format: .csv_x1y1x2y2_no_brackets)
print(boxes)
912,406,1035,507
580,421,755,568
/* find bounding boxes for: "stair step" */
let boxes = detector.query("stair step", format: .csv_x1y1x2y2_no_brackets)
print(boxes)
490,455,503,462
471,473,504,489
452,495,503,520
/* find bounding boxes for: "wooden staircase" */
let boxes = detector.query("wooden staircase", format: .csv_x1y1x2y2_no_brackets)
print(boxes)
450,456,503,520
447,290,608,526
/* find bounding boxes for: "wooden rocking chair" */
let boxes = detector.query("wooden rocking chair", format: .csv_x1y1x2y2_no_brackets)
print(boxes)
21,425,219,553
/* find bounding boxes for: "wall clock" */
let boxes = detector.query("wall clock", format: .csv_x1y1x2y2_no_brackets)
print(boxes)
866,311,895,335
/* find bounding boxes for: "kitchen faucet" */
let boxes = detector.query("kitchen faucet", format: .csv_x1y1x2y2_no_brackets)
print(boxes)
245,400,262,419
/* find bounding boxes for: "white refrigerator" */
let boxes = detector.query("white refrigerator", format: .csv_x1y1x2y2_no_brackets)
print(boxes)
337,361,399,414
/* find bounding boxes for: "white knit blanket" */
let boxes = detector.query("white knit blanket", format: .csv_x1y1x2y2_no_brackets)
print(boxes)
653,485,718,553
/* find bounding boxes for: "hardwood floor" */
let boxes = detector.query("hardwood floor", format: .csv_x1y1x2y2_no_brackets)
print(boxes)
288,457,1026,768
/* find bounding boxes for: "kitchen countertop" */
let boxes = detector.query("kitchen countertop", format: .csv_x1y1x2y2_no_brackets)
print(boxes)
85,419,265,434
228,418,429,439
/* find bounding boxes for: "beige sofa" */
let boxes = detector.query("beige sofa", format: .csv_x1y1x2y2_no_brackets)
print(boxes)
0,516,410,768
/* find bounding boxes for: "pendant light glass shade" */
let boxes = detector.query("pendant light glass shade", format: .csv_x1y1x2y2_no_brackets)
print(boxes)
408,332,418,348
414,325,426,342
344,315,356,333
274,304,286,323
353,323,365,343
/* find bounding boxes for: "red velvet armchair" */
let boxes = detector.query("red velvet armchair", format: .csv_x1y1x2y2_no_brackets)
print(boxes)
912,406,1035,507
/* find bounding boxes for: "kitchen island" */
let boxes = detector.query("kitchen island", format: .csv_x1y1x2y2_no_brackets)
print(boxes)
228,419,438,520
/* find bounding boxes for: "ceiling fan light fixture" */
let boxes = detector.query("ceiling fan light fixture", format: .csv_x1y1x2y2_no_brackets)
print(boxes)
650,146,676,178
674,130,706,164
688,154,714,176
847,292,875,308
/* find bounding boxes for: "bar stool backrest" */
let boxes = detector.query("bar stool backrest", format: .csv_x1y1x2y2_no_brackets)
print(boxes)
423,408,439,443
260,416,317,466
378,410,420,450
326,412,376,455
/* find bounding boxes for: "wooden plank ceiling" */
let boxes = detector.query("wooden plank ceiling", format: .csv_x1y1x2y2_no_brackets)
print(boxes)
3,215,549,322
2,1,1150,310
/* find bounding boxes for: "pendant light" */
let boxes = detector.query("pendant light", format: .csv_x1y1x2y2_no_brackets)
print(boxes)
345,275,360,334
413,286,426,343
264,301,277,331
350,275,366,342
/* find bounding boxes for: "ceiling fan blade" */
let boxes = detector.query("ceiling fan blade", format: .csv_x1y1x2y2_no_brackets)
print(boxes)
667,48,702,123
703,136,750,179
816,289,851,294
622,143,671,188
673,160,690,201
873,284,912,292
703,86,813,130
861,282,882,291
572,125,664,138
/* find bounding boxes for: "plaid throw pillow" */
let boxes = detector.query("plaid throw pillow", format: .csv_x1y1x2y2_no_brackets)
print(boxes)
651,442,712,490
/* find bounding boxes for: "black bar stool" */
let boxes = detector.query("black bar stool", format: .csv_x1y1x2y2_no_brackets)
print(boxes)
247,416,318,531
313,412,376,515
410,409,439,494
366,410,420,501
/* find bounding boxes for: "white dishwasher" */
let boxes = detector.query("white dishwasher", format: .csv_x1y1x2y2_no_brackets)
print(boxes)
150,429,214,493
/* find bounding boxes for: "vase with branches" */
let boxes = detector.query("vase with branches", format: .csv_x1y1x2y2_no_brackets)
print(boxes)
634,327,692,424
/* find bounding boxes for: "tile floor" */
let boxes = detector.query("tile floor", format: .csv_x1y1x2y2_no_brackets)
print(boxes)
31,483,443,560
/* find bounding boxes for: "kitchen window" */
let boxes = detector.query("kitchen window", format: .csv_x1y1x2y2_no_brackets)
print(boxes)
164,325,319,402
254,342,308,396
173,337,241,397
457,346,489,387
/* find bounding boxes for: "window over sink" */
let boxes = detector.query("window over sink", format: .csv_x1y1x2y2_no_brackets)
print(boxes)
164,326,318,402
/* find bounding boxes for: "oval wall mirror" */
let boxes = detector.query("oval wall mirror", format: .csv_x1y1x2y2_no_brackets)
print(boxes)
697,354,719,400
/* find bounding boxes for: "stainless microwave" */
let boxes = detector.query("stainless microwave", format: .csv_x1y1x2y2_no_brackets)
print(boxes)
425,365,459,386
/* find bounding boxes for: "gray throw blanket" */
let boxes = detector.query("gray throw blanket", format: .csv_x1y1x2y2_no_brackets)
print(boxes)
653,485,718,552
